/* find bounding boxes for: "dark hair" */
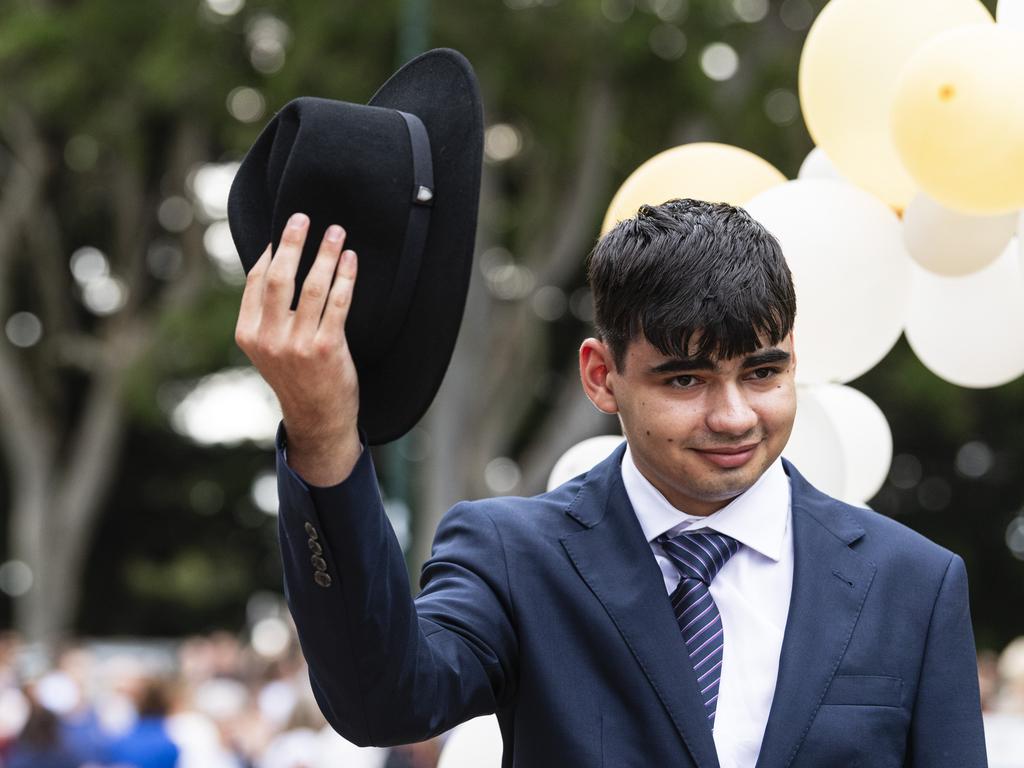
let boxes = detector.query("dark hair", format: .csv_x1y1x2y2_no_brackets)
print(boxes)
137,677,173,717
18,702,61,749
586,198,796,369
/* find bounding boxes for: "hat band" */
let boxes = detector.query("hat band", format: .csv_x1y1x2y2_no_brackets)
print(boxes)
375,110,435,354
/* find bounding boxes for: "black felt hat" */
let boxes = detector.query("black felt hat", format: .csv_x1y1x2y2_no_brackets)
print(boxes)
228,49,483,445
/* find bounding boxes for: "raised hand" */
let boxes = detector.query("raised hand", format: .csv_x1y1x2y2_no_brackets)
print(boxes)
235,212,363,485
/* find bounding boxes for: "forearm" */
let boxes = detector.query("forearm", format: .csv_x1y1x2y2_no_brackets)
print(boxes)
278,431,427,744
275,425,511,745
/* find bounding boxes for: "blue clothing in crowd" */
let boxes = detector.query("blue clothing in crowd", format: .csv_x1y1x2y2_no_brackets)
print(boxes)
108,717,179,768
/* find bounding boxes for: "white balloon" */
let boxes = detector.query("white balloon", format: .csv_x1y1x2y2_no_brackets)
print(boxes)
902,193,1018,276
782,387,846,499
745,179,912,384
810,384,893,506
797,147,845,182
906,239,1024,388
547,435,625,491
997,0,1024,28
1018,211,1024,270
438,715,503,768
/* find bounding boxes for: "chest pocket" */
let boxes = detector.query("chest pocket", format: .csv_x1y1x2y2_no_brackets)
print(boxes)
822,674,903,707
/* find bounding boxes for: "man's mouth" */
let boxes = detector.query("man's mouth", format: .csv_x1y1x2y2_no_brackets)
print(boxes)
693,442,761,468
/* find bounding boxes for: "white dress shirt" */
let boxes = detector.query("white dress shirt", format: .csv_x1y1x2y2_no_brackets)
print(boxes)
620,447,794,768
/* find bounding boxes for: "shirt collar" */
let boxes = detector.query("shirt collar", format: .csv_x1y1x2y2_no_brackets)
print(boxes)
620,445,791,562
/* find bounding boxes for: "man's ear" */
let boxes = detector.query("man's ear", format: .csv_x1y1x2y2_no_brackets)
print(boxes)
579,338,619,415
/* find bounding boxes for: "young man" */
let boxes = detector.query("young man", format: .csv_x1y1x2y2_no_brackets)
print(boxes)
235,199,986,767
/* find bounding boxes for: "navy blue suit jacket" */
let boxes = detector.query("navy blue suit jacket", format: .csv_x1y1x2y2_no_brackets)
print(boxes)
276,430,986,767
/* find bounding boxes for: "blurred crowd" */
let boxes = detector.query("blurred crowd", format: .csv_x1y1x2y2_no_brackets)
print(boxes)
0,618,442,768
980,637,1024,767
2,619,1024,768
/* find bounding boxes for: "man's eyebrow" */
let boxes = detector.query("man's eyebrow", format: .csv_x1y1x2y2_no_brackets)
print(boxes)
743,349,791,368
647,348,791,375
648,356,718,374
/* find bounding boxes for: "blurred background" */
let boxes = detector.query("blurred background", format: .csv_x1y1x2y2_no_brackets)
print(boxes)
1,0,1022,765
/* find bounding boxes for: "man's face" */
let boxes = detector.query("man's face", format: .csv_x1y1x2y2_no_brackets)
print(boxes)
580,333,797,516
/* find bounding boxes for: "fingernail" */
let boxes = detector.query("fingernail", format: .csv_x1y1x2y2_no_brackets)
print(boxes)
288,213,308,229
326,225,343,243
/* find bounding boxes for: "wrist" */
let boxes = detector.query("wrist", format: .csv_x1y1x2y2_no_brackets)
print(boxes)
282,420,363,487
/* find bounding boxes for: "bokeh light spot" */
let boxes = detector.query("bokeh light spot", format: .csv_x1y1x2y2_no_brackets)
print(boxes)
602,0,635,23
732,0,768,23
956,441,994,479
484,124,523,162
5,312,43,348
700,43,739,81
485,458,521,494
649,24,687,60
158,196,195,233
251,472,279,516
70,246,110,284
0,560,33,597
227,87,266,123
764,88,800,125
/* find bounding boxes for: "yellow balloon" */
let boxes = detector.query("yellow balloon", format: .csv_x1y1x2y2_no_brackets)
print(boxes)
799,0,993,210
891,24,1024,215
601,143,785,235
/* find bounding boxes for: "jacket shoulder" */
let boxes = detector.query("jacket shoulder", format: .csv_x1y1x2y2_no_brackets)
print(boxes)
786,458,957,572
442,471,589,535
844,501,956,565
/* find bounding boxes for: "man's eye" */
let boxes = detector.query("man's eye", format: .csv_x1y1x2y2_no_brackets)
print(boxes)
670,375,699,388
750,367,781,380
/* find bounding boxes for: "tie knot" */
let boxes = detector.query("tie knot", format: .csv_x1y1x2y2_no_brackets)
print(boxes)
658,530,740,584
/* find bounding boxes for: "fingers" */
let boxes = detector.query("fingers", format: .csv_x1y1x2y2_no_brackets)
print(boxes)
316,248,358,349
234,244,271,353
294,224,346,339
261,212,309,329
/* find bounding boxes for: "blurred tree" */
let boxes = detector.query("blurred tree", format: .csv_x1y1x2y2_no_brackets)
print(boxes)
0,0,395,642
0,0,822,642
1,0,1020,653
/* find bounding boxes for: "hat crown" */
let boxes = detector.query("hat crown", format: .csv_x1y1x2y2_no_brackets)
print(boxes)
233,97,419,364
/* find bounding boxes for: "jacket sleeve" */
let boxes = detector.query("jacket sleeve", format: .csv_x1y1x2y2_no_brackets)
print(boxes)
906,554,988,767
275,424,517,747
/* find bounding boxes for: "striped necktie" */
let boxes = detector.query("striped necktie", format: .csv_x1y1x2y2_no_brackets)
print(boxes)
657,529,741,729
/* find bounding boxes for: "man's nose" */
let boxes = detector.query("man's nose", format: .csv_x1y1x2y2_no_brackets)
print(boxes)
705,383,758,436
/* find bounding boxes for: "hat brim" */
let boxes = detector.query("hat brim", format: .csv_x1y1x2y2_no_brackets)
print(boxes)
355,48,482,444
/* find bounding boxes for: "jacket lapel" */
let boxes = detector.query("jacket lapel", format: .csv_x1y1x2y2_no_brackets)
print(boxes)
755,460,877,768
560,446,720,768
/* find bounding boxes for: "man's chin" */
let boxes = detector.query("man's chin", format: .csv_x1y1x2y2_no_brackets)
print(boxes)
695,461,769,501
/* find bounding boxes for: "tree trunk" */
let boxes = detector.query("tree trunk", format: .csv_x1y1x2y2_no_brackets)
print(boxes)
0,110,209,646
8,358,131,647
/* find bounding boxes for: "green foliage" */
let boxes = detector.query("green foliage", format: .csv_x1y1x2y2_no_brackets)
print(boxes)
123,549,250,609
78,424,278,636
